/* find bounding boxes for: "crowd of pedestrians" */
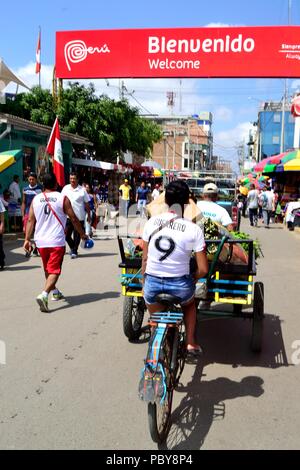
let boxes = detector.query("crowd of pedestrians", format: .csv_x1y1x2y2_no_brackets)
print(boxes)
0,172,163,309
244,184,279,229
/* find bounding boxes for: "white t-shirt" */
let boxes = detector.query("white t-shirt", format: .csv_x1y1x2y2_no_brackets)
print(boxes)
260,191,274,211
61,184,89,221
32,191,67,248
143,212,206,278
9,181,21,202
285,201,300,223
0,198,6,213
151,189,160,201
197,200,233,227
247,189,259,209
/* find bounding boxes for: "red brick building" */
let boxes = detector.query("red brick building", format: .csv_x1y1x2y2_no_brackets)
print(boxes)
148,113,213,170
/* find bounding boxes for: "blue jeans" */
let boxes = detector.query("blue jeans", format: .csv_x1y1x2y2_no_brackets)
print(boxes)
262,209,271,227
143,273,195,306
137,199,147,217
120,199,129,217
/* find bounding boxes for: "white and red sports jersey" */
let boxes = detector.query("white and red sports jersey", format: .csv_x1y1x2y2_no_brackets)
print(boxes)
32,191,67,248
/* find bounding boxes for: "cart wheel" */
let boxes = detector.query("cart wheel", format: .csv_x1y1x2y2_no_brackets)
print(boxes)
233,304,242,315
251,282,264,352
123,296,145,341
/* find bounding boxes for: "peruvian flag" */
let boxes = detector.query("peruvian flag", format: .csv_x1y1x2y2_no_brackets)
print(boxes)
291,94,300,118
46,118,65,187
35,30,41,74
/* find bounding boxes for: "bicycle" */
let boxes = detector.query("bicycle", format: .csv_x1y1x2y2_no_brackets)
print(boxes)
138,293,186,444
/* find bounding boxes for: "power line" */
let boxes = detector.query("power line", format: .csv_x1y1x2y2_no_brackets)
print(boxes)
128,93,154,116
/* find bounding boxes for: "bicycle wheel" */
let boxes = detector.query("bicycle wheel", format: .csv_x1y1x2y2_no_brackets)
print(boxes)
123,296,145,341
251,282,264,352
147,329,174,444
173,325,186,387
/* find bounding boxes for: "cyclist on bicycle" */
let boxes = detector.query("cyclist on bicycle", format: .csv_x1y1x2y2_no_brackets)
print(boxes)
142,180,208,355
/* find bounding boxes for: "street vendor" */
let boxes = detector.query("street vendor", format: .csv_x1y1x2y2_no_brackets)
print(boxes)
197,183,234,231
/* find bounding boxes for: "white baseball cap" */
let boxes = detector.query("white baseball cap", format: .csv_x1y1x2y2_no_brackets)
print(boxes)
203,183,218,194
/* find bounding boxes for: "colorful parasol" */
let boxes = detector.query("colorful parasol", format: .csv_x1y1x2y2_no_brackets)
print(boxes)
0,149,22,173
282,158,300,171
263,163,277,173
280,149,300,163
153,168,162,177
239,185,249,196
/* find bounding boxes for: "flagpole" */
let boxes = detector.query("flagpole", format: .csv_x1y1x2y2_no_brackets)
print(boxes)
39,26,41,87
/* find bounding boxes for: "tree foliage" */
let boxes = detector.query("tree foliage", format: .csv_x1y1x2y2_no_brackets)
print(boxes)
0,83,162,160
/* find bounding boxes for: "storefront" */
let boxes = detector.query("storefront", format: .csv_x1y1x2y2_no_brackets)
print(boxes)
0,113,91,191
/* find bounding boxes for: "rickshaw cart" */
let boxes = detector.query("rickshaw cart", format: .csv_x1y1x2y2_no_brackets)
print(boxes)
118,235,264,352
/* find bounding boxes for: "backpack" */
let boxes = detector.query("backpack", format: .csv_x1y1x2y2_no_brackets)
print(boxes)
261,193,268,209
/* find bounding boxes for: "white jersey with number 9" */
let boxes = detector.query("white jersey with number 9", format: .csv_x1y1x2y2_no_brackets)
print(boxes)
142,212,206,278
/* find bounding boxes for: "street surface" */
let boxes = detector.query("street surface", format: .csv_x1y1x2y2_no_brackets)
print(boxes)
0,219,300,450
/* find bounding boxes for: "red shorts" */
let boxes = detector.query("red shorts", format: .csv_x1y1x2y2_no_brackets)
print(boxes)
38,246,65,275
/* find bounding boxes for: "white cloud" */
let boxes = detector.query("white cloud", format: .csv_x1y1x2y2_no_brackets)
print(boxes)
204,23,244,28
214,121,254,171
214,106,233,122
291,79,300,91
215,121,252,147
204,23,231,28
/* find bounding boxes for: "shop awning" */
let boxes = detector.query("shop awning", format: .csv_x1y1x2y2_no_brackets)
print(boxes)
72,158,115,170
0,59,30,90
0,149,22,173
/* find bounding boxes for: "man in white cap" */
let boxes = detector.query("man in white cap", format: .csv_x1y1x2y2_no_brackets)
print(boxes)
197,183,234,231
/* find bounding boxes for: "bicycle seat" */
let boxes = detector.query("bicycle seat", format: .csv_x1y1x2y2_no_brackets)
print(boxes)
154,293,181,306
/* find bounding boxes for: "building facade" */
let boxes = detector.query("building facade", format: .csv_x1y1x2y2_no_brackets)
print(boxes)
148,113,213,170
257,101,295,160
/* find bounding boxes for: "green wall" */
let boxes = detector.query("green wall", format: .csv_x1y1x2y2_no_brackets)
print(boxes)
0,124,72,191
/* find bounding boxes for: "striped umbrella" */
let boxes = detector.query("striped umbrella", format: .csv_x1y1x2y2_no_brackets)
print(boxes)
263,163,277,173
276,149,300,171
253,157,270,172
280,149,300,164
283,158,300,171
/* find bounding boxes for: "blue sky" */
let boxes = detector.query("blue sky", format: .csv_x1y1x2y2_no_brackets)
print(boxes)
1,0,300,169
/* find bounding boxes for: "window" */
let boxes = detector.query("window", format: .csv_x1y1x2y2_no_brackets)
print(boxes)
272,135,280,144
183,158,189,169
273,113,281,123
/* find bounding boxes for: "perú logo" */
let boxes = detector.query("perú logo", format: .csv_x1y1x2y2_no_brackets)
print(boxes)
64,40,110,71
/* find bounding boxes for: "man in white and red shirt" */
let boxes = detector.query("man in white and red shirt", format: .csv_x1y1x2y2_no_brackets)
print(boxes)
24,173,87,313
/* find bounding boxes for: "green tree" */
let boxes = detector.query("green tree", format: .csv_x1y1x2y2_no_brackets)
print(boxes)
0,83,162,161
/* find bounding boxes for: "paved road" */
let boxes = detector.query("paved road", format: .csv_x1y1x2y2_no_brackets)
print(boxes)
0,219,300,450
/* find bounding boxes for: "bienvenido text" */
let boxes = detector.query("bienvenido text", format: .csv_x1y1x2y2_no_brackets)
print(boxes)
147,34,255,70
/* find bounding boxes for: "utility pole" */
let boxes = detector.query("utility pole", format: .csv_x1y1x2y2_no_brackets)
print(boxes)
280,83,287,153
119,80,126,100
281,0,292,152
173,122,178,169
187,119,190,170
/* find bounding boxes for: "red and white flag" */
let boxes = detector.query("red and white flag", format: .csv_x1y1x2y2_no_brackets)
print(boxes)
35,30,41,74
46,118,65,187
